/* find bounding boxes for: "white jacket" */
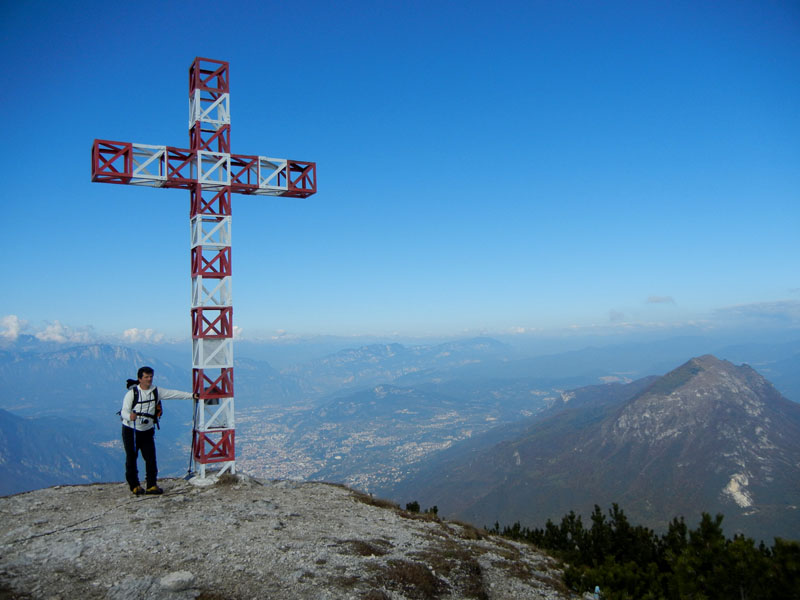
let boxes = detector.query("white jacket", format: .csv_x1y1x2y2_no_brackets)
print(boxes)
121,385,193,431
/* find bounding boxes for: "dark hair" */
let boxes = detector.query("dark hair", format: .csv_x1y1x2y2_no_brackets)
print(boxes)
138,366,155,379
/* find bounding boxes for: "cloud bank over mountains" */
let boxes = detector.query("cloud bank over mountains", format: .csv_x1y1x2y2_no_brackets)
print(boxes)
122,327,165,343
1,299,799,346
0,315,24,340
1,315,95,344
714,300,800,325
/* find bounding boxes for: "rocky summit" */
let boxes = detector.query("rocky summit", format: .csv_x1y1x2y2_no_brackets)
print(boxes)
599,355,800,537
0,475,573,600
394,355,800,541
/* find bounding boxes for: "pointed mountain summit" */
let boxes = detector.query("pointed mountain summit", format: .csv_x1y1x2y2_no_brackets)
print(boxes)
598,354,800,537
609,354,791,447
394,355,800,541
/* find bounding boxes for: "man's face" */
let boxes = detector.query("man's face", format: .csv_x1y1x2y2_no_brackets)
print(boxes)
139,372,154,389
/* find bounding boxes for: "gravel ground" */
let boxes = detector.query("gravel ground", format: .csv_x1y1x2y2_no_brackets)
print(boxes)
0,475,577,599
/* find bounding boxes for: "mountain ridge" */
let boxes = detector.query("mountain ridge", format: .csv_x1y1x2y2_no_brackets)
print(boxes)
388,355,800,542
0,409,119,495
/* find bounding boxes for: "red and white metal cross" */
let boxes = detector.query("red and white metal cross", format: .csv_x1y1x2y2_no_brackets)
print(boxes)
91,57,316,478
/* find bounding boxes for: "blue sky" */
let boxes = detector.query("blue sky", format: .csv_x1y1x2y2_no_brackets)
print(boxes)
1,0,798,343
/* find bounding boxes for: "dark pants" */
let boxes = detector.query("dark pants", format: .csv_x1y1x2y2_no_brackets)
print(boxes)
122,425,157,490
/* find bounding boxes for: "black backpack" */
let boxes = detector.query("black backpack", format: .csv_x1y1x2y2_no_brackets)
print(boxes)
121,379,162,429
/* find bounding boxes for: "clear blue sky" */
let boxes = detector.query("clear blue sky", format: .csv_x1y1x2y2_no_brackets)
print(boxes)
2,0,798,343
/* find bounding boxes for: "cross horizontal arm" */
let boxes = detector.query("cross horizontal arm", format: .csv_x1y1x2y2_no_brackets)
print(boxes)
91,139,317,198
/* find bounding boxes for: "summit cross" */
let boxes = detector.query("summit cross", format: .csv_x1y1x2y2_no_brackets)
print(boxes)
91,57,317,478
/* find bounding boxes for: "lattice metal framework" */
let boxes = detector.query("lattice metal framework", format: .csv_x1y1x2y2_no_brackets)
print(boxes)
91,57,317,478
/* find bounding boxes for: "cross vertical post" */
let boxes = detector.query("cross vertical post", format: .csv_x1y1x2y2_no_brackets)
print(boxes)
91,57,317,479
189,58,235,478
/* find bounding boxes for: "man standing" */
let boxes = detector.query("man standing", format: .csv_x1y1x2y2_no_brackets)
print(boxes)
121,366,198,495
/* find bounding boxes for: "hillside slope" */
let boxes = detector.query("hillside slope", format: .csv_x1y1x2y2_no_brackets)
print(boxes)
0,409,119,495
393,356,800,541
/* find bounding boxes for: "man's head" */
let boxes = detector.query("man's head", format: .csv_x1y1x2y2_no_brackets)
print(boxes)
138,366,154,389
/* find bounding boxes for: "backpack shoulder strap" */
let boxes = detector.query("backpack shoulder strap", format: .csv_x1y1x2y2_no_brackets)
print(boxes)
132,387,158,408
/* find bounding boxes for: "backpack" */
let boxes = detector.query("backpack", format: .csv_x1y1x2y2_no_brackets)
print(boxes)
120,379,162,429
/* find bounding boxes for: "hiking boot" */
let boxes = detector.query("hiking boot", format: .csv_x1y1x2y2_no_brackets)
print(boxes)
131,486,145,496
145,485,164,495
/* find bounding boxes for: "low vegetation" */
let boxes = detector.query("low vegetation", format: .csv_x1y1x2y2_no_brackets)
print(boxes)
489,503,800,599
373,559,450,599
341,538,392,557
348,488,401,511
214,472,240,486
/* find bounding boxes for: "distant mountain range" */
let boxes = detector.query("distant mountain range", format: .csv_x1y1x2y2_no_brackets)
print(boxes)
2,335,799,543
0,344,186,420
385,355,800,542
280,338,512,396
0,409,118,495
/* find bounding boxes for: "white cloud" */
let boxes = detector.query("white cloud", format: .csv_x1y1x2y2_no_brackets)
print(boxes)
0,315,27,340
2,316,98,344
646,296,676,304
507,327,531,335
268,329,303,341
35,321,93,343
123,328,165,343
714,300,800,324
